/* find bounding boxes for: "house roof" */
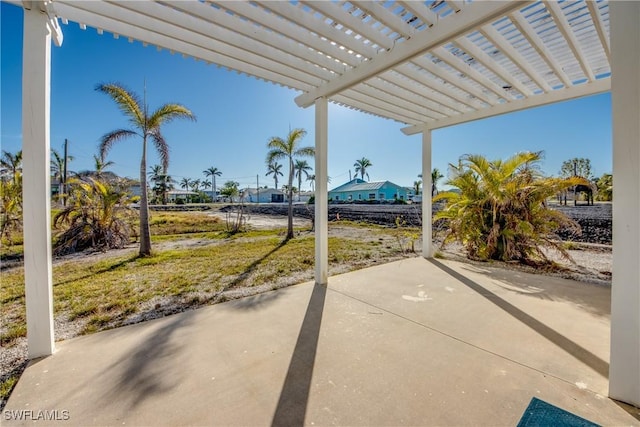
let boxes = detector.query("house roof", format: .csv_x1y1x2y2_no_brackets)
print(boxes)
12,0,611,132
330,179,404,193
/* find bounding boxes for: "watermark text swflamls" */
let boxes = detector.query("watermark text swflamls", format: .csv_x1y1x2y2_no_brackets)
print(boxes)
3,409,70,421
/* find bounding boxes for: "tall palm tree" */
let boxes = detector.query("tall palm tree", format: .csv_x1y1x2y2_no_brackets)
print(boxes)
354,157,372,181
203,166,222,202
266,161,283,190
266,128,314,240
431,168,444,197
1,150,22,184
97,82,195,256
294,159,313,201
190,179,201,192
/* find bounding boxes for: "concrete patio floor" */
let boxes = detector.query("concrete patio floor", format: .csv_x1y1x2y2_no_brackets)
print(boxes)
4,257,640,426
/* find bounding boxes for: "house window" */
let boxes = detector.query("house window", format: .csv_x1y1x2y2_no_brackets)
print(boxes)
369,193,375,200
358,194,362,200
335,195,339,201
379,193,385,200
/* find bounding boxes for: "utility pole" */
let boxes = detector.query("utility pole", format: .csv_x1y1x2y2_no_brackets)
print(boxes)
256,174,259,205
62,138,69,206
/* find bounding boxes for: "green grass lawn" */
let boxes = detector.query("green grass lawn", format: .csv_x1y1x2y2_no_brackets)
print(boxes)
0,211,414,404
1,211,410,344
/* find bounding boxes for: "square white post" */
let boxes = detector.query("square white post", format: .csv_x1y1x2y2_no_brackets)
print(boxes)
22,6,55,358
609,0,640,407
315,98,328,285
422,130,433,258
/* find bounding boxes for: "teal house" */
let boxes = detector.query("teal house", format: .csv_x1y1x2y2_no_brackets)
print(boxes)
329,179,410,202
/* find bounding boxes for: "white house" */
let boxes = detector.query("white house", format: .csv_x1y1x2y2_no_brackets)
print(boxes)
242,187,285,203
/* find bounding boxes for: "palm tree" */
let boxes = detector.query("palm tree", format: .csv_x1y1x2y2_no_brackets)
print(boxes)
431,168,444,197
180,177,192,190
413,180,422,195
93,154,114,179
307,174,315,192
266,161,284,190
434,151,585,263
266,128,314,240
294,159,313,201
203,166,222,202
354,157,372,181
97,82,195,256
53,177,135,255
148,164,173,204
1,150,22,184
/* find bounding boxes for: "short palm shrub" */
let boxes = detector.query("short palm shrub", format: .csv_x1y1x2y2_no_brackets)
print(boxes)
434,152,586,264
53,177,136,255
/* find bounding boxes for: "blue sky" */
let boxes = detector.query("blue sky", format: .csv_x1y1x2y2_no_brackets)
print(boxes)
1,3,612,191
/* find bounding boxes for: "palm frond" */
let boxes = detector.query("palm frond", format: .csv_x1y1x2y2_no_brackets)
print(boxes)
99,129,138,159
149,129,170,171
148,103,196,128
96,83,145,127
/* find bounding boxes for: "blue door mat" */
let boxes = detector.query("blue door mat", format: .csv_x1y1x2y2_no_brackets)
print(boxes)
517,397,600,427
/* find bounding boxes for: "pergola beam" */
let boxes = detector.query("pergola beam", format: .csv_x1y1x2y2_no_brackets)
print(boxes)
586,1,611,63
401,78,610,134
479,24,552,93
544,0,596,82
52,2,315,91
295,1,531,108
509,11,572,88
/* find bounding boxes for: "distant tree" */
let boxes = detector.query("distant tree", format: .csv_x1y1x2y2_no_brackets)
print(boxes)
1,150,23,184
0,171,22,243
354,157,372,181
560,158,593,179
596,173,613,201
97,82,195,256
294,159,313,201
306,174,331,192
92,154,114,179
413,180,422,195
51,149,74,181
266,161,283,190
190,179,201,192
431,168,444,197
266,128,314,240
148,164,173,204
179,177,192,190
220,180,240,202
203,167,222,202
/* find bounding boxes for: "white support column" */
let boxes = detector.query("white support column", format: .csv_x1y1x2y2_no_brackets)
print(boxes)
22,6,55,358
609,0,640,407
315,98,329,285
422,130,433,258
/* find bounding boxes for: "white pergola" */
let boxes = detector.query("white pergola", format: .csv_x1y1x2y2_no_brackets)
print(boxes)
11,0,639,407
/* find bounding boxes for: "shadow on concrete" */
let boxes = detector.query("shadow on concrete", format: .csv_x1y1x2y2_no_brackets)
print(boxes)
613,399,640,421
459,262,611,318
271,283,327,427
102,310,194,411
428,259,610,379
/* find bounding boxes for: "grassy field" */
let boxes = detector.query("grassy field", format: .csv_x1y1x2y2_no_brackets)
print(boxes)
0,210,416,405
